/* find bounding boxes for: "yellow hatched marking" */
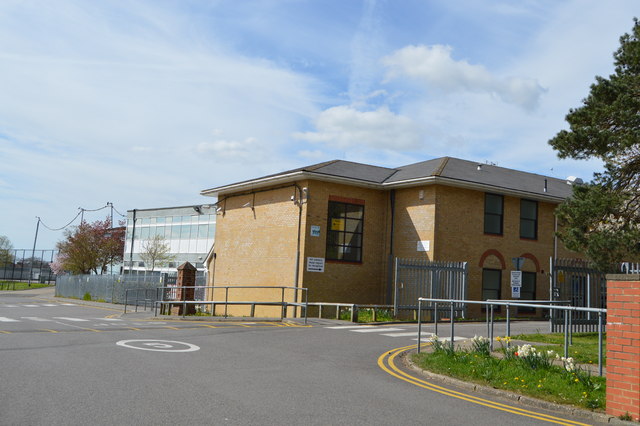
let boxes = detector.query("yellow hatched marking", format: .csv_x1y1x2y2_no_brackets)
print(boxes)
378,345,591,426
197,324,218,329
164,326,180,330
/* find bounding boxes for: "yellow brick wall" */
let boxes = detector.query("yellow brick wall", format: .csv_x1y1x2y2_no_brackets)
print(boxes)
211,185,304,316
300,181,389,305
432,184,575,317
392,186,436,260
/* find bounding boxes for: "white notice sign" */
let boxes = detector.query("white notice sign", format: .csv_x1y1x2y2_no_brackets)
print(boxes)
417,240,430,252
310,225,321,237
306,257,325,273
510,271,522,287
511,286,521,299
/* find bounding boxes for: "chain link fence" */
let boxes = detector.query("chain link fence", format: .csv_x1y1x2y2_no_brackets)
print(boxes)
55,271,207,304
0,249,57,283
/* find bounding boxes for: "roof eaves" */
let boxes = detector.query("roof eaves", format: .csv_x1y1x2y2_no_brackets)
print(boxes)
383,176,567,203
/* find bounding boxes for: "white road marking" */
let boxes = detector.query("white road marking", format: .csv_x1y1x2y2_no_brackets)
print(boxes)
116,339,200,352
60,303,77,306
381,332,421,337
351,327,405,333
3,305,18,308
324,325,376,329
52,317,90,322
0,317,19,322
21,317,53,322
99,318,123,321
41,304,57,307
22,304,40,307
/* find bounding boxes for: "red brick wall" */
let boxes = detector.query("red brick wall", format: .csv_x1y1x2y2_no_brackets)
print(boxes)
606,276,640,421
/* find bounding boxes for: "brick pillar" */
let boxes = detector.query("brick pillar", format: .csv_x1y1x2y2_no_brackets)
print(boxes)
175,262,197,316
606,274,640,421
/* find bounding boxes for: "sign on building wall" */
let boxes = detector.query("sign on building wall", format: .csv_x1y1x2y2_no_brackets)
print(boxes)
310,225,321,237
511,285,521,298
306,257,325,273
331,218,344,231
417,240,430,252
510,271,522,287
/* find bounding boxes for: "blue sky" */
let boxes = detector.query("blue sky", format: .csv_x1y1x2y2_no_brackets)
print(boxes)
0,0,637,249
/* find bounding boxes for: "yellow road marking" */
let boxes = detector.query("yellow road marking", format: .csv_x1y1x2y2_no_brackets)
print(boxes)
164,326,180,330
378,345,591,426
40,329,59,333
127,327,141,331
0,330,11,334
197,324,218,329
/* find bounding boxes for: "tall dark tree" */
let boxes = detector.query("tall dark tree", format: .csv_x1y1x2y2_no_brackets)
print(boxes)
0,235,14,267
549,18,640,271
56,218,125,275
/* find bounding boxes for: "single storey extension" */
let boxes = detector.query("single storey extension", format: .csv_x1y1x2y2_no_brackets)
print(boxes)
201,157,581,318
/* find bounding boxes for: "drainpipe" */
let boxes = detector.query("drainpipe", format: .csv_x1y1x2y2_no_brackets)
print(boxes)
293,185,304,316
128,209,136,275
387,190,396,304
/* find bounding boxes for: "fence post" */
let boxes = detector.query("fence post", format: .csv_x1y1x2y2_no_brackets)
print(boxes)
417,299,423,353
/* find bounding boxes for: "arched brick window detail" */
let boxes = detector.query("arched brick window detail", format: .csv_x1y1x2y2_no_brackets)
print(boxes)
478,249,506,270
519,253,541,273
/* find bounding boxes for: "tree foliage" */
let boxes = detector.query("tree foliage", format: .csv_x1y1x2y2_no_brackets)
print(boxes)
55,218,125,275
549,19,640,270
139,235,174,272
0,235,14,266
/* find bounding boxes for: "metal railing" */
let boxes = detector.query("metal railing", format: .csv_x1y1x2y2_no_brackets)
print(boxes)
416,297,607,377
306,303,394,322
151,285,308,324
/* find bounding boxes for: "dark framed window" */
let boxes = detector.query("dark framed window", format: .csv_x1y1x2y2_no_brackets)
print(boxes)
520,199,538,239
518,271,536,313
484,193,503,235
482,268,502,302
326,201,364,262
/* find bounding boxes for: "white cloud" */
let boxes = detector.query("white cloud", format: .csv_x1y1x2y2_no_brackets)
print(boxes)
294,105,422,150
297,149,326,160
196,137,261,161
382,44,545,110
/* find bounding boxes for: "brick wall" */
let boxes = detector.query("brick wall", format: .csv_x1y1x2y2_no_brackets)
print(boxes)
606,275,640,421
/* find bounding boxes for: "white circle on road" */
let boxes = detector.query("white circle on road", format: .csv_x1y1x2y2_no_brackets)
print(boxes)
116,339,200,352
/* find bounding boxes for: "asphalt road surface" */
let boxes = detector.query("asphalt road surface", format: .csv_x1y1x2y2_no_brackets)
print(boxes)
0,288,602,426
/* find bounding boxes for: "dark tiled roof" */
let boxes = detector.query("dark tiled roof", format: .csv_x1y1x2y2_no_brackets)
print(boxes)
202,157,575,200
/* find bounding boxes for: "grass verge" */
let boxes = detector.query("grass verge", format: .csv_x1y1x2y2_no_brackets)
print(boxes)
0,281,52,291
412,336,605,411
511,332,605,366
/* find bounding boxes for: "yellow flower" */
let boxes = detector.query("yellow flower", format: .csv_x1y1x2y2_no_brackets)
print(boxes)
538,384,542,388
574,378,579,382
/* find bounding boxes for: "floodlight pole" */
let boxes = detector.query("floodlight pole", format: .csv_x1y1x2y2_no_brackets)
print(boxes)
28,217,40,287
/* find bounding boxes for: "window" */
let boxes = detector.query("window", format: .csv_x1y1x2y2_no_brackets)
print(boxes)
484,194,503,235
482,268,502,304
519,272,536,313
326,201,364,262
520,199,538,239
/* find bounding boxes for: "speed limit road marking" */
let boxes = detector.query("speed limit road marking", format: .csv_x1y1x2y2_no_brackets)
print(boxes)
116,339,200,352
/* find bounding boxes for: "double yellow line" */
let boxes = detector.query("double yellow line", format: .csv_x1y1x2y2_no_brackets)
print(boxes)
378,345,591,426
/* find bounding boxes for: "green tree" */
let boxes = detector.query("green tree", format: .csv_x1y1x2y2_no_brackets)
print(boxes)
549,18,640,270
139,235,175,272
56,218,125,274
0,235,14,267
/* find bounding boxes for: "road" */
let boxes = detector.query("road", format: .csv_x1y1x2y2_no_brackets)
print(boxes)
0,289,601,425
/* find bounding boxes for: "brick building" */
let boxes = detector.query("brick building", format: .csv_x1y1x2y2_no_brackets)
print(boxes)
201,157,581,317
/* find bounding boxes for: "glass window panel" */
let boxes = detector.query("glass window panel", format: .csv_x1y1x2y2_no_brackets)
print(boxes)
190,225,198,239
139,227,150,239
485,194,503,214
156,217,165,224
181,216,191,223
521,220,536,239
208,224,215,239
345,219,362,234
328,202,344,219
154,226,165,237
345,204,364,219
484,215,502,234
198,224,208,239
343,247,361,262
180,225,190,239
165,217,172,225
149,217,156,224
521,200,537,219
172,216,181,224
344,232,362,248
326,231,343,246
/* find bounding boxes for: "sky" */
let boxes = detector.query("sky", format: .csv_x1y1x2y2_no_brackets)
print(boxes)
0,0,638,249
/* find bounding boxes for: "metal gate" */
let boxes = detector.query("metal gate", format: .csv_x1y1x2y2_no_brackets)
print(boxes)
394,259,468,318
550,258,607,332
